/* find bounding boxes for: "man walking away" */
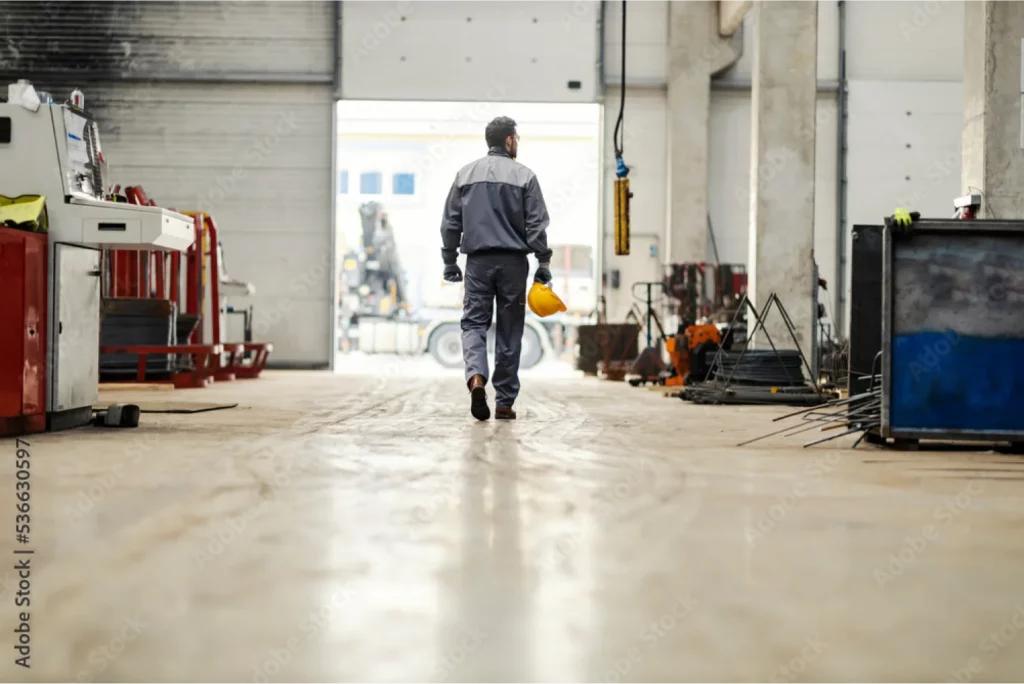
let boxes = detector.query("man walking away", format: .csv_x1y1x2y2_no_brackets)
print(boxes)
439,116,553,421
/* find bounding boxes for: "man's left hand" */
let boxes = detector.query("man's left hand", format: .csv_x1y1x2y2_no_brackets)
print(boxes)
534,264,552,285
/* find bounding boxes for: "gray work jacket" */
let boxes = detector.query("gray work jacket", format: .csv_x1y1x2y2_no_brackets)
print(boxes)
440,148,553,265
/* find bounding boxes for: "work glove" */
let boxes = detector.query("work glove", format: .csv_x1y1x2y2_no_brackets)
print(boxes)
893,207,916,226
443,263,463,283
888,207,920,236
534,263,552,285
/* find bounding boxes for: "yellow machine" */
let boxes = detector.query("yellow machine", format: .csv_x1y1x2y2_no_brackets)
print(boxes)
614,177,631,256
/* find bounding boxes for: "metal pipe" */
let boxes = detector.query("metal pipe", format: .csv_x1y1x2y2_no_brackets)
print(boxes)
206,216,222,348
599,0,607,98
835,0,849,334
333,0,343,97
602,78,841,93
712,78,841,93
329,0,342,370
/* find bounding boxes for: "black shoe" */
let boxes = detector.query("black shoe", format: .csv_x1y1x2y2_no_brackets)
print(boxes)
468,375,490,421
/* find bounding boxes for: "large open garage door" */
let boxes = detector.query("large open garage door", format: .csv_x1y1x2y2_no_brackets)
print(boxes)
334,100,602,374
335,1,602,376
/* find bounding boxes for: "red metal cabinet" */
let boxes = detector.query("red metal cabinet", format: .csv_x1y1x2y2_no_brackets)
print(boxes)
0,227,47,436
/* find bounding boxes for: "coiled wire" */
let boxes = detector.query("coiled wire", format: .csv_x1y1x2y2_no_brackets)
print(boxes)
717,350,805,386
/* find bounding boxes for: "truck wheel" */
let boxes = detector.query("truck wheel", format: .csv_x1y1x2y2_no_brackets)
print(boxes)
520,326,543,369
488,327,543,369
428,324,463,368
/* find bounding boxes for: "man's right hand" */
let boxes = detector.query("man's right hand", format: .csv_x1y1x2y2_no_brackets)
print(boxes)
444,264,463,283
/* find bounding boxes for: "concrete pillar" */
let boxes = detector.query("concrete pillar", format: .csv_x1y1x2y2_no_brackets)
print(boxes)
748,1,818,355
962,0,1024,219
666,1,741,265
720,0,753,37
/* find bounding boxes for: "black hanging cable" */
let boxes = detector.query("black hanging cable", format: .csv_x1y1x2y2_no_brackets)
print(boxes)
612,0,626,160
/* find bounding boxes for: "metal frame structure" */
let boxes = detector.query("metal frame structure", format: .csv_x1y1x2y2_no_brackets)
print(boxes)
102,198,272,386
687,292,823,406
880,219,1024,442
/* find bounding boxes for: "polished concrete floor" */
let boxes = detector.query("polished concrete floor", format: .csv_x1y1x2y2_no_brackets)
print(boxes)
2,362,1024,682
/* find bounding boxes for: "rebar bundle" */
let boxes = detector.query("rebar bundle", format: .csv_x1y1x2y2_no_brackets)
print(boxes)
738,375,882,448
716,350,805,386
682,291,825,406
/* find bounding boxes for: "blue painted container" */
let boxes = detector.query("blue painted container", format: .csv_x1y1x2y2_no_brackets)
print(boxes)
882,224,1024,440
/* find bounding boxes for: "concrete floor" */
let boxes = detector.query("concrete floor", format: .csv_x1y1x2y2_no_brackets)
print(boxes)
2,362,1024,682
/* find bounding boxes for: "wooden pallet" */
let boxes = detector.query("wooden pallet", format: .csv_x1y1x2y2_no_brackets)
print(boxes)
99,383,175,392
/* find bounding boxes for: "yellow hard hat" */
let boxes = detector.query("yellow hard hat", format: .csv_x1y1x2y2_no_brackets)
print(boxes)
528,282,567,317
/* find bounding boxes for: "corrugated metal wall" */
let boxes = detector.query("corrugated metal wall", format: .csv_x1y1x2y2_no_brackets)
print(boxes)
0,1,336,367
0,1,333,79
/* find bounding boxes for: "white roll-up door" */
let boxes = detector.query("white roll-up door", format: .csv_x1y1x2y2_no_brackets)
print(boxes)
342,0,600,103
1,1,336,367
88,83,334,366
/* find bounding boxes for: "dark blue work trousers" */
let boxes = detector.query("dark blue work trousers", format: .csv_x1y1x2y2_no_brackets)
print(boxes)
461,251,529,408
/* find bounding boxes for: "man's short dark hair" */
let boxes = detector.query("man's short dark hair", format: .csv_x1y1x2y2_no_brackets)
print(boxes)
485,116,517,148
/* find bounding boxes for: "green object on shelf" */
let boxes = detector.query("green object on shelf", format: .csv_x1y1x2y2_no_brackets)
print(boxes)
0,195,48,233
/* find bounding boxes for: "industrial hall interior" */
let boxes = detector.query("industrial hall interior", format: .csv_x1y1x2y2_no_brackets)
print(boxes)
3,0,1024,681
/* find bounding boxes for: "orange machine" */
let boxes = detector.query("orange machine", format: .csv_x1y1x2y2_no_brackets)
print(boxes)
659,262,746,387
663,324,721,386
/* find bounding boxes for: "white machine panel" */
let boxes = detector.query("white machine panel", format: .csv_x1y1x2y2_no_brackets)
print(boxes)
0,100,195,252
70,199,194,250
51,245,100,413
82,217,142,243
